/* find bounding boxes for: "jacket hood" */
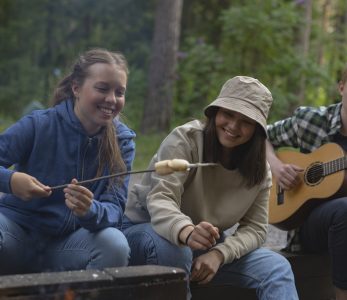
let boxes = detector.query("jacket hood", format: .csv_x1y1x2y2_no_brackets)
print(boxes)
55,99,87,135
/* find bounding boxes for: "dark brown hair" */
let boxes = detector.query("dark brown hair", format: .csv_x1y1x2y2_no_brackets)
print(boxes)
203,108,267,187
51,48,129,180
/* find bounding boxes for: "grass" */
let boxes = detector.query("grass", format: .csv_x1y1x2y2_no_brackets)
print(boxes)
132,133,167,170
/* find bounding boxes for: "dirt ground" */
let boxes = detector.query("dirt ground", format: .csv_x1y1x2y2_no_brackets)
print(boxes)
263,224,287,249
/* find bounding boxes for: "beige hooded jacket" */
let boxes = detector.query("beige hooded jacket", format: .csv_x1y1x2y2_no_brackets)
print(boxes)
125,120,272,264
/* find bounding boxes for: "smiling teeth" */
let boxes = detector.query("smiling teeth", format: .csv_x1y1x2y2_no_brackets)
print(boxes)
224,129,236,137
100,107,114,114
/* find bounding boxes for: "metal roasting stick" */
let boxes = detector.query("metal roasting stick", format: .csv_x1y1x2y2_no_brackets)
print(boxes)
50,169,155,191
50,160,218,191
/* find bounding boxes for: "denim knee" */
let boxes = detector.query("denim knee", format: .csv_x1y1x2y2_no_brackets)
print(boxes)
91,227,130,268
256,250,298,300
265,252,293,279
125,223,193,273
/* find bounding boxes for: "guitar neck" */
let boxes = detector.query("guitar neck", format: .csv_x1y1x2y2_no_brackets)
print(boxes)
324,156,347,176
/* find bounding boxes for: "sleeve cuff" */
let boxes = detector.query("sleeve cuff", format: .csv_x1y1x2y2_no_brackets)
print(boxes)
169,218,194,246
0,168,15,194
78,200,97,221
212,243,235,265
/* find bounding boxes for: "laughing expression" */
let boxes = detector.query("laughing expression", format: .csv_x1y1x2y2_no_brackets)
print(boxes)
215,108,256,149
72,63,127,136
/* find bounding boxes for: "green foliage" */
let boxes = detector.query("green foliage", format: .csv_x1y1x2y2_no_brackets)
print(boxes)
0,114,15,133
121,67,147,132
1,0,347,138
180,0,229,45
219,0,305,119
132,133,166,170
175,0,346,124
0,0,154,122
173,38,226,127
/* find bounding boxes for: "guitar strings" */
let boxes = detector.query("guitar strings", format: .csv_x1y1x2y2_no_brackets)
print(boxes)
305,157,346,183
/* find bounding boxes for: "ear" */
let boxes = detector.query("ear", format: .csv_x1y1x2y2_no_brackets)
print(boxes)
71,82,80,98
338,81,345,96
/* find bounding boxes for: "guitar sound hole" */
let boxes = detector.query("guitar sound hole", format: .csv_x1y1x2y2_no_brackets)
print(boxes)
305,162,324,186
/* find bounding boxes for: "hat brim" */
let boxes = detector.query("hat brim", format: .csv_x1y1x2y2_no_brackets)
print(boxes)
204,97,268,136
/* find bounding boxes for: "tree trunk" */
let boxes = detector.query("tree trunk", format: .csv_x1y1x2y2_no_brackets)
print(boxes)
316,0,331,66
297,0,312,105
141,0,183,134
334,0,347,74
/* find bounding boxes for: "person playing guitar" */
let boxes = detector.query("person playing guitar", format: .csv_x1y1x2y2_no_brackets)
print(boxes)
266,64,347,300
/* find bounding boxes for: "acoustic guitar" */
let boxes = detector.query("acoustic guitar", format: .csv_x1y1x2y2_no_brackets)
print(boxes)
269,143,347,230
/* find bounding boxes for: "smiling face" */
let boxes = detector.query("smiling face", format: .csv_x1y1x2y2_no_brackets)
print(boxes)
72,62,127,135
215,108,256,150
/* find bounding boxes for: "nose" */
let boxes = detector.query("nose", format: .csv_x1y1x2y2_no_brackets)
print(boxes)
105,91,117,104
228,118,240,131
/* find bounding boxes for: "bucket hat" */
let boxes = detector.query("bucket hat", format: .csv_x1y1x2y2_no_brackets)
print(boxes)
204,76,273,135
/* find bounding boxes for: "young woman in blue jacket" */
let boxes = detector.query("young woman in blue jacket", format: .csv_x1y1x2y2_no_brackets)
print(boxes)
0,48,136,275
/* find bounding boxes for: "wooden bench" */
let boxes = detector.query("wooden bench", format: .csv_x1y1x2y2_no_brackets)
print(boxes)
191,251,335,300
0,265,186,300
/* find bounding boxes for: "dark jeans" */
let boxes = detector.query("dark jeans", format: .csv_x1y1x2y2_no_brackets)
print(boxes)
299,197,347,290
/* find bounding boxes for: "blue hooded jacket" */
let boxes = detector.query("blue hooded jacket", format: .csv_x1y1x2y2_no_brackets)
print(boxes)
0,99,136,236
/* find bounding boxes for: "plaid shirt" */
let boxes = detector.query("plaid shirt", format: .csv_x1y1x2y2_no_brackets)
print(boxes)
267,102,342,153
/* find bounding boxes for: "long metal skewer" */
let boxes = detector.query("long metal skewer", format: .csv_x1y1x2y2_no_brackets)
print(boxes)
50,162,217,191
50,169,155,191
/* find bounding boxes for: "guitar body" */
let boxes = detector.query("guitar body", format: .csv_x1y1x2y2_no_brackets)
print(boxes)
269,143,347,230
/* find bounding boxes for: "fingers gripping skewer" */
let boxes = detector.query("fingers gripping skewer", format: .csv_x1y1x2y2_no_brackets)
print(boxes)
50,159,217,190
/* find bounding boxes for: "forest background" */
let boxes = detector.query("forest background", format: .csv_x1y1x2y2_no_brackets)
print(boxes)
0,0,346,169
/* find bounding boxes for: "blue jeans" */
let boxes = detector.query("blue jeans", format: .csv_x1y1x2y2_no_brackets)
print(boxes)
123,221,298,300
0,212,130,275
299,197,347,290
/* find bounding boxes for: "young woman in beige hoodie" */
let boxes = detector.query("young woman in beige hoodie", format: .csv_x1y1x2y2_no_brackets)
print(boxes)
123,76,298,300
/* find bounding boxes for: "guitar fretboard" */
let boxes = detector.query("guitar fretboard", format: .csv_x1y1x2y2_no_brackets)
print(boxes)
323,156,347,176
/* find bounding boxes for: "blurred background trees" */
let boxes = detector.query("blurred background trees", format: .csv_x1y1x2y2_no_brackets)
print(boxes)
141,0,183,133
0,0,346,143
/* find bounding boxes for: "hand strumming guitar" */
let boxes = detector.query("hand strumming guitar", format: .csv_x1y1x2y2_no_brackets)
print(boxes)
266,140,303,190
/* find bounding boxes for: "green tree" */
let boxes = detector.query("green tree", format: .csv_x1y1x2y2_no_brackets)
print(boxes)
0,0,154,126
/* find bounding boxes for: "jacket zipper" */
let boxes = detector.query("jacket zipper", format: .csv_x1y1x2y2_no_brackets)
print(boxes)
73,137,92,231
81,137,92,180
